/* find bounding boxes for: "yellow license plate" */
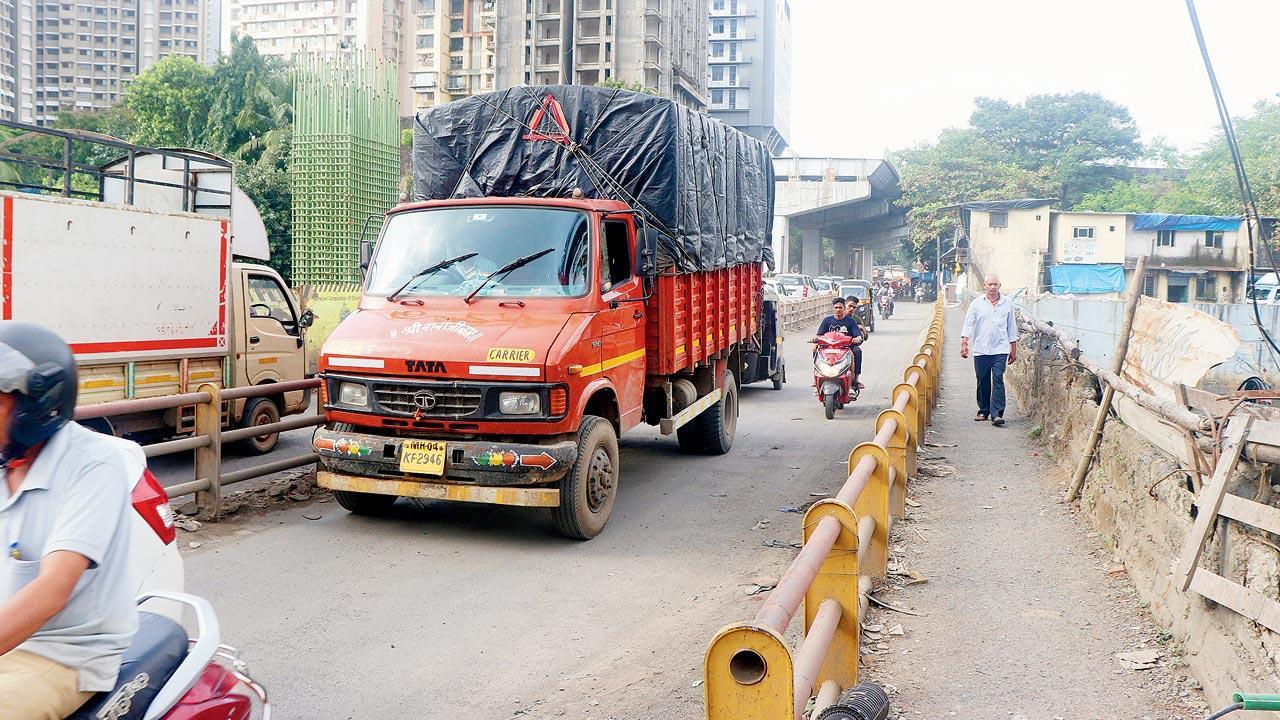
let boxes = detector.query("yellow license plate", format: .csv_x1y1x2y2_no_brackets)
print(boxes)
399,440,447,476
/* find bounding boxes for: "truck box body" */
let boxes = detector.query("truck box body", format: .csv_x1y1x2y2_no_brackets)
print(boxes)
412,85,775,273
647,264,761,376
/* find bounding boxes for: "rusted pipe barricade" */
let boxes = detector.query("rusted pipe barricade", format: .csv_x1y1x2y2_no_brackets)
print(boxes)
74,378,324,520
704,297,945,720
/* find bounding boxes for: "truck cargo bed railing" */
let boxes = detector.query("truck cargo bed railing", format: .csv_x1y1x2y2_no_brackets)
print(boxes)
75,378,323,519
0,119,232,211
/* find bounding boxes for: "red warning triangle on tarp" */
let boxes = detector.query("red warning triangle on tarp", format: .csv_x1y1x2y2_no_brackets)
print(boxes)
523,93,573,146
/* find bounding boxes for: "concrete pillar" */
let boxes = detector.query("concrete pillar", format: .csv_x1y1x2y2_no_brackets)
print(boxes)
800,225,822,276
832,237,851,277
774,215,789,274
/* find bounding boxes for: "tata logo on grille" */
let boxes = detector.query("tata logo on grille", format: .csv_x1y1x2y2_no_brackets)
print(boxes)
413,390,438,410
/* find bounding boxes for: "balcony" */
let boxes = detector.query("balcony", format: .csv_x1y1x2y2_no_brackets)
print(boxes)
709,77,748,88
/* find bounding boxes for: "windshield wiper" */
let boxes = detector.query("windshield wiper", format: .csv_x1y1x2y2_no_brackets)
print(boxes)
463,248,555,304
386,252,479,301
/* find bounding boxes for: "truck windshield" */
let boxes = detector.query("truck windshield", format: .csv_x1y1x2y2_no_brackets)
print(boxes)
366,207,592,298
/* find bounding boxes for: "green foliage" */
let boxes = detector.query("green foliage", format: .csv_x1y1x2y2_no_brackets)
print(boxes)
206,36,293,169
596,79,658,95
401,128,413,147
122,56,213,148
1076,99,1280,219
237,161,292,279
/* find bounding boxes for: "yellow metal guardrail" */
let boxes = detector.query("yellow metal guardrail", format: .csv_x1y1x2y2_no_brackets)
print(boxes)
704,297,945,720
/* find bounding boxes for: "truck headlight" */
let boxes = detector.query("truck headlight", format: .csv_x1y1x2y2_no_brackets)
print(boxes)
338,381,369,407
499,391,541,415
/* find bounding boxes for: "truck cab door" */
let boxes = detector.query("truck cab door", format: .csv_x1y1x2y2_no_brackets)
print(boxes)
242,270,306,412
599,216,646,430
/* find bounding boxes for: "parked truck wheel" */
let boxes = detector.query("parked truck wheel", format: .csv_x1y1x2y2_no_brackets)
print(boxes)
333,489,398,515
237,397,281,455
552,415,619,540
677,371,738,455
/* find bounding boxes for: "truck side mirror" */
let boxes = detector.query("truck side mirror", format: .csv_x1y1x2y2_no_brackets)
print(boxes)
358,213,379,277
299,308,315,329
635,218,657,280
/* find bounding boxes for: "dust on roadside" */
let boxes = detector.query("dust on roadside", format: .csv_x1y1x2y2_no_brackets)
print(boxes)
171,470,332,549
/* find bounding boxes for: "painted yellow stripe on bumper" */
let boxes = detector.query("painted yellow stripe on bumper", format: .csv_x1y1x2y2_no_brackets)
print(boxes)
670,387,722,431
81,379,121,390
317,471,560,508
136,375,178,385
579,348,646,377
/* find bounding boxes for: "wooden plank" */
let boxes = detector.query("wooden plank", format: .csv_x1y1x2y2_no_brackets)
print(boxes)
1175,416,1252,592
1243,419,1280,450
1219,493,1280,537
1188,568,1280,635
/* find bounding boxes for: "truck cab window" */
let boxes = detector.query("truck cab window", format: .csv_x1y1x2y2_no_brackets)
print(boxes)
247,275,299,335
602,219,632,292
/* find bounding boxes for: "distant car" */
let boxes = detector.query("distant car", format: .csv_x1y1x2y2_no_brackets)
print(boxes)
839,281,876,333
813,278,834,294
776,273,817,299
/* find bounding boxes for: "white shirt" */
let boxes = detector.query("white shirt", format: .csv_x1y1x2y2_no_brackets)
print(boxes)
0,422,139,692
962,293,1018,356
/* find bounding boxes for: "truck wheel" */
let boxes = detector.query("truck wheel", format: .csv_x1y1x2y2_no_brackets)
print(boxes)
677,371,738,455
552,416,619,540
238,397,280,455
333,490,398,515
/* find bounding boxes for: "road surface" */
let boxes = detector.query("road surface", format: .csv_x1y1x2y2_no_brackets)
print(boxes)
180,302,934,720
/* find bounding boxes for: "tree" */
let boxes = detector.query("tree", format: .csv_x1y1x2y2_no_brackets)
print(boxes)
122,56,213,148
237,161,293,280
892,128,1053,268
968,93,1143,206
206,36,293,169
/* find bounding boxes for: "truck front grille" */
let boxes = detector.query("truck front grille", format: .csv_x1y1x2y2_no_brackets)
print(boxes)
371,381,484,418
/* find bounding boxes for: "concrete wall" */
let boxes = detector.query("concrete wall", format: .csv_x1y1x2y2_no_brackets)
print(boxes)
1008,334,1280,712
1018,294,1280,376
966,206,1051,292
1050,211,1126,264
1126,226,1248,272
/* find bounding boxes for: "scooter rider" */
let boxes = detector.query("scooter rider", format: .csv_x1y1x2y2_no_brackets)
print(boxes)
0,321,139,720
877,284,895,316
815,297,865,389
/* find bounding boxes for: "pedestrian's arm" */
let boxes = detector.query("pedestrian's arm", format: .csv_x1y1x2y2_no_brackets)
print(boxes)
960,303,976,357
1006,304,1019,362
0,551,90,655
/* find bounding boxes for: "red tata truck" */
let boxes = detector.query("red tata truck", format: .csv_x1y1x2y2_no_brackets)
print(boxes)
313,86,779,538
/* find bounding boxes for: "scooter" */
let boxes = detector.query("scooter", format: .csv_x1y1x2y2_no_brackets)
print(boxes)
812,330,859,419
70,592,270,720
914,286,926,303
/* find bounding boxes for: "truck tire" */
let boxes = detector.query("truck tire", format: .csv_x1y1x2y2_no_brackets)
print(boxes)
237,397,280,455
333,489,398,515
325,422,398,515
677,371,738,455
552,415,619,540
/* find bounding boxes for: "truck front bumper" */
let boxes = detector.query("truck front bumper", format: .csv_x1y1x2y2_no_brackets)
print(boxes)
311,426,578,489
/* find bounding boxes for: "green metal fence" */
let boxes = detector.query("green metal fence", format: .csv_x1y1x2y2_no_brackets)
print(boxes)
291,50,400,285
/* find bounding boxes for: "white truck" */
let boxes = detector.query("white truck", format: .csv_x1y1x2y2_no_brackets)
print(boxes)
0,123,312,452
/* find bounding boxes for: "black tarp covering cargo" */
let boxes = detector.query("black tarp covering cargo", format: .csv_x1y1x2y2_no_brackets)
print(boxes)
412,85,774,273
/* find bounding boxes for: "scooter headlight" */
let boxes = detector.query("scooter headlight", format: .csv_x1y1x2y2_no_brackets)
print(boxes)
815,354,852,378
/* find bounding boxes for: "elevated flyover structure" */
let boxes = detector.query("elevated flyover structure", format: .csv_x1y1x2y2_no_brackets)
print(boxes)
773,157,907,278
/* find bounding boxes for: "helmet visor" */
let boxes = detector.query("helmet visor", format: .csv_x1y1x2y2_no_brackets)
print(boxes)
0,340,35,394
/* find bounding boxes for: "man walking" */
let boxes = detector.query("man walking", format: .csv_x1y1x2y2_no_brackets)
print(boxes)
0,321,139,720
961,274,1018,426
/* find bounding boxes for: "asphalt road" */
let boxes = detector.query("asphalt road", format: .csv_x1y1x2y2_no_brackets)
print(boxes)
180,302,934,720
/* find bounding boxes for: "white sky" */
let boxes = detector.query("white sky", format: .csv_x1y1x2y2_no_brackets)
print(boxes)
788,0,1280,159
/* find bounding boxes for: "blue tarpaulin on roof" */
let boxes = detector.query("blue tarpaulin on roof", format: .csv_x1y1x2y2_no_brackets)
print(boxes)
1049,264,1126,294
1132,213,1241,231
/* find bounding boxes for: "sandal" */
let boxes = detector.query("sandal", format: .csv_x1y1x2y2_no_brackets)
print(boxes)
974,412,989,421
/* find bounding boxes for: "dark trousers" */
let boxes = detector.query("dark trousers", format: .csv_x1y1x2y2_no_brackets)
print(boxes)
974,353,1008,417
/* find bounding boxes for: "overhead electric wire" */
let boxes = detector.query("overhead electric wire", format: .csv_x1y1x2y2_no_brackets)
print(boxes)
1184,0,1280,363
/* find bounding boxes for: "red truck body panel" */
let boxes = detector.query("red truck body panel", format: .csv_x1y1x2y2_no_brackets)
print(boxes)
647,264,762,376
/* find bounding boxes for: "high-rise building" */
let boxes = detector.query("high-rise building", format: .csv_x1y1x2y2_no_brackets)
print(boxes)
493,0,708,111
21,0,214,124
0,0,37,122
708,0,789,155
407,0,495,110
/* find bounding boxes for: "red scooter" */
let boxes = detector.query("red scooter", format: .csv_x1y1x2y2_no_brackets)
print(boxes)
812,330,859,419
69,592,270,720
